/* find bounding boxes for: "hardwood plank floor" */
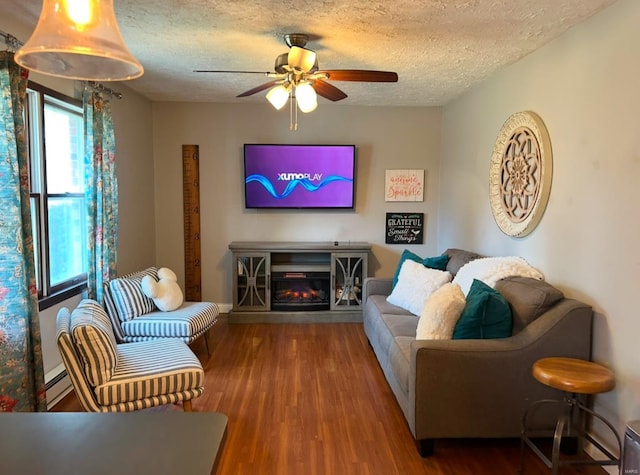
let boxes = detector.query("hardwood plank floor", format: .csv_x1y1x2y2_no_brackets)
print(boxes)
53,317,608,474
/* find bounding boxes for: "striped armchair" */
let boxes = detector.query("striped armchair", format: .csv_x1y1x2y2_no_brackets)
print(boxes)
56,299,205,412
102,267,219,353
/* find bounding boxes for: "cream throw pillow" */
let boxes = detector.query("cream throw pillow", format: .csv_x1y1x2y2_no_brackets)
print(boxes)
416,283,466,340
386,260,452,315
452,256,543,296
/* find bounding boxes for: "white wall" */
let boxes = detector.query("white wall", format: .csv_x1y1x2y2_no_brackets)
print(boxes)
440,0,639,445
151,102,442,304
110,84,157,274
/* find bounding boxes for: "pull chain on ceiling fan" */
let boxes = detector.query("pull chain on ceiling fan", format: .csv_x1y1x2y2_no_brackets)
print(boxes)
194,33,399,130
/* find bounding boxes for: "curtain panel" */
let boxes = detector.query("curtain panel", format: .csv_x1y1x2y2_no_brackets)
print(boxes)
0,51,46,412
84,90,118,303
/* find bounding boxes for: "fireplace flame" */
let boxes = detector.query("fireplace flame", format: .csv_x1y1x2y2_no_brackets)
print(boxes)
276,286,323,303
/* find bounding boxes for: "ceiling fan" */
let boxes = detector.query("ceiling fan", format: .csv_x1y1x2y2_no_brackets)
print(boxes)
194,33,399,129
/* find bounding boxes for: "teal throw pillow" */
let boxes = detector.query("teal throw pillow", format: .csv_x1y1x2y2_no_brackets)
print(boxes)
453,279,512,339
392,250,450,288
423,254,449,272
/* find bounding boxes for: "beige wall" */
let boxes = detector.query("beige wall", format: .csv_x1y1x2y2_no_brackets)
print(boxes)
110,84,156,274
151,102,442,304
440,0,639,444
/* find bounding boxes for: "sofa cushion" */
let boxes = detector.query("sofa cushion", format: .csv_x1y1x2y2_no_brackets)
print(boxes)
119,301,219,342
387,260,452,315
495,276,564,334
369,295,414,316
109,267,158,322
453,279,512,339
417,283,466,340
392,249,450,288
444,248,483,276
70,299,118,386
381,313,421,338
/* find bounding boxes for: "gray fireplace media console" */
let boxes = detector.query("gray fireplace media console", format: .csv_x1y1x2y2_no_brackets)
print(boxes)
228,241,370,323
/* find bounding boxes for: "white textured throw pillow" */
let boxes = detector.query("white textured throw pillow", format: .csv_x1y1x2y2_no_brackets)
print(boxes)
416,283,466,340
452,256,543,296
386,260,452,315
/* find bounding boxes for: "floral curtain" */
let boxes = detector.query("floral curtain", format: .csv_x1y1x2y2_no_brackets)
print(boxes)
0,51,47,412
84,90,118,303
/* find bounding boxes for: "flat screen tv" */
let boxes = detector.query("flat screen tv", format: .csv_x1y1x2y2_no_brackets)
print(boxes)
243,144,356,209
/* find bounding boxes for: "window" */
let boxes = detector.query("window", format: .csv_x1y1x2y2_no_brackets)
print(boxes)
26,84,87,308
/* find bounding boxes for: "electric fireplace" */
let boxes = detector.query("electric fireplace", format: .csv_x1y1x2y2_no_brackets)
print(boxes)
271,271,330,311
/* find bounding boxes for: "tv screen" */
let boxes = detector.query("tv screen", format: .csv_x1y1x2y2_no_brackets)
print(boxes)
244,144,356,209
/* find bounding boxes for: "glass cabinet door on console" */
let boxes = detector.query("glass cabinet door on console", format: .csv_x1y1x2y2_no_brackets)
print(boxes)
233,252,270,311
331,252,368,311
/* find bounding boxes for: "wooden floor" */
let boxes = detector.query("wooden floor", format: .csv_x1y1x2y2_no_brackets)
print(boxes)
53,317,608,475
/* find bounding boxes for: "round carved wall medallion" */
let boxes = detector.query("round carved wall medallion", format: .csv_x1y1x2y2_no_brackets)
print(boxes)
489,111,552,237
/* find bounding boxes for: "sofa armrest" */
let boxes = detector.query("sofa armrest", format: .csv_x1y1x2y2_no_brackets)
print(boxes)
362,277,393,303
408,298,593,439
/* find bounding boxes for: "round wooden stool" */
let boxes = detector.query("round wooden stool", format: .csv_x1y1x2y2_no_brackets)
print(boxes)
520,357,621,475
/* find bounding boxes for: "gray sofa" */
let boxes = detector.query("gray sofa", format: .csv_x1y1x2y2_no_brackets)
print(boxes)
362,248,593,456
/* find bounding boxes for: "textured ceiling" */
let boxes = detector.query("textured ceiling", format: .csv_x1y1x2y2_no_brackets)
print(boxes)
4,0,617,106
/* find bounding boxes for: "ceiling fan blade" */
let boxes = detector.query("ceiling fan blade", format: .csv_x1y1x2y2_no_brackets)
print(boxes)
237,80,280,98
322,70,398,82
312,80,348,102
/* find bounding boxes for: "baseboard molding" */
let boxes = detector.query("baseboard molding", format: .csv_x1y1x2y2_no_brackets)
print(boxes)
217,303,232,314
47,385,73,410
584,440,619,474
45,363,72,410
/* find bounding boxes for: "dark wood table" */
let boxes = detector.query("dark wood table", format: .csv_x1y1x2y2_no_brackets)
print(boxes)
0,411,227,475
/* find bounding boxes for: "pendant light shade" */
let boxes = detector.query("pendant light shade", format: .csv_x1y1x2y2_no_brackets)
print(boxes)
287,46,317,73
266,85,290,110
296,83,317,113
15,0,143,81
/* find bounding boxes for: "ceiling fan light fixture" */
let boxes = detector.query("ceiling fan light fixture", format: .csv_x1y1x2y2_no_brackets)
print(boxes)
266,84,290,110
287,46,317,73
15,0,143,81
200,33,398,130
296,83,318,113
